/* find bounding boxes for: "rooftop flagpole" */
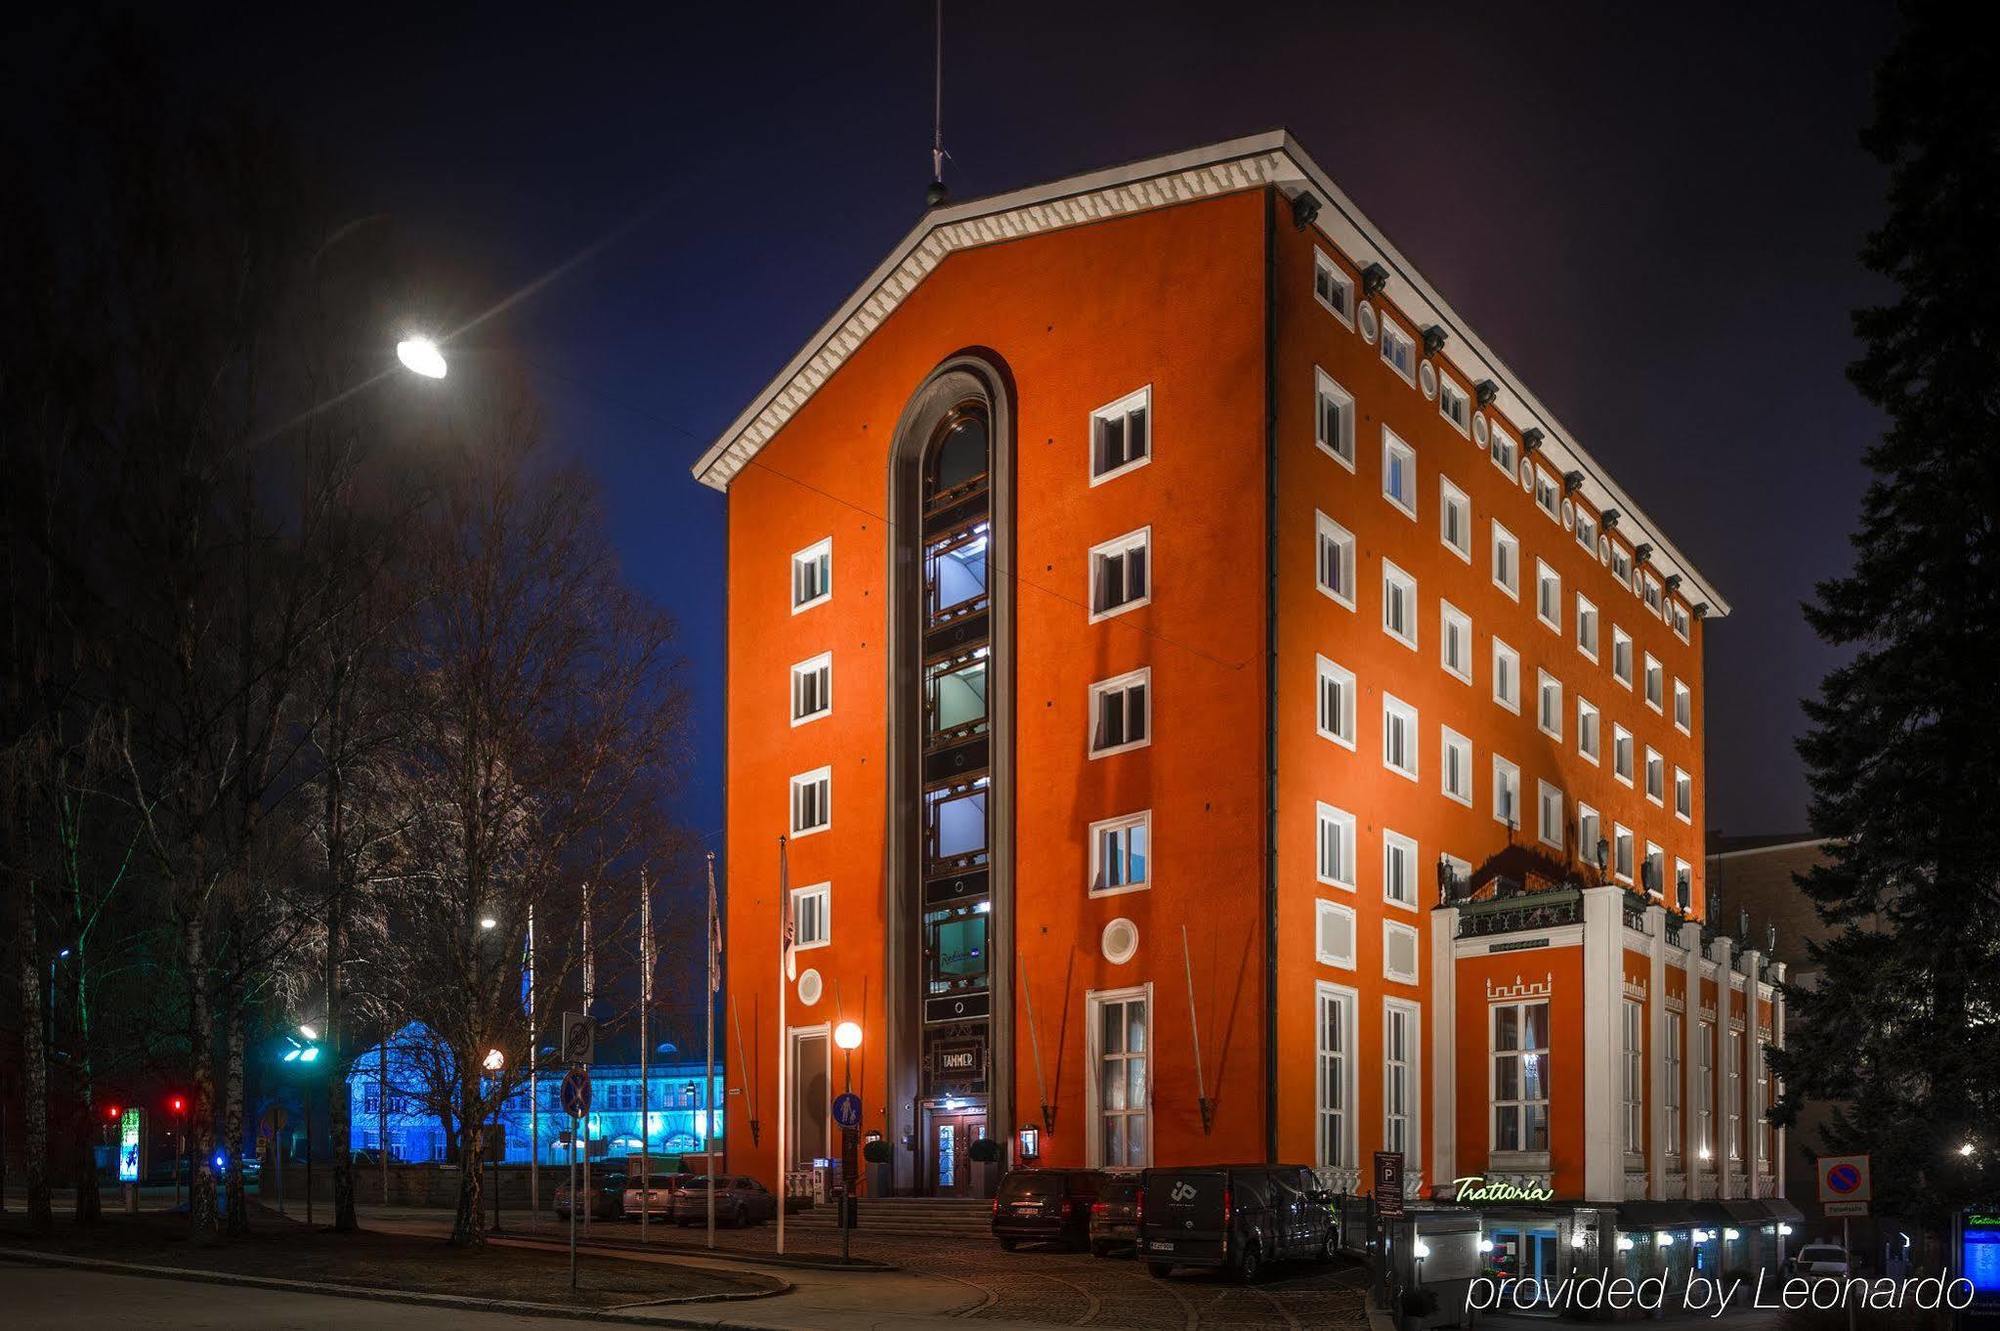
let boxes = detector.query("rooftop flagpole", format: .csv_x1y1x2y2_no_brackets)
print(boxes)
705,852,720,1248
777,835,792,1256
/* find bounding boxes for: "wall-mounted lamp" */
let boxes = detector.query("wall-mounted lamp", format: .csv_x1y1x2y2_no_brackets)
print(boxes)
1694,602,1710,618
1289,191,1321,230
1664,573,1683,593
1521,427,1545,454
1475,380,1499,406
1421,324,1448,357
1564,470,1585,495
1634,543,1654,565
1360,262,1389,296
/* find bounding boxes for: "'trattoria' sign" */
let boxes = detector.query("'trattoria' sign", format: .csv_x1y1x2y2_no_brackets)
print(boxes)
1443,1175,1558,1204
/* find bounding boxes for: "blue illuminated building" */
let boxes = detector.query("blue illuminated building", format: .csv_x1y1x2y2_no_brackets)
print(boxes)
348,1022,723,1166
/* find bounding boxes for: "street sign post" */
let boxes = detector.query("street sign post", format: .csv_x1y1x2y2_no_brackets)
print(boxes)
833,1092,862,1264
561,1013,595,1065
1817,1155,1871,1331
563,1065,590,1289
1374,1151,1407,1220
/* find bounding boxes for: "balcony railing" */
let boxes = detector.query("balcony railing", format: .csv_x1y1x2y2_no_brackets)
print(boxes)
1456,885,1584,939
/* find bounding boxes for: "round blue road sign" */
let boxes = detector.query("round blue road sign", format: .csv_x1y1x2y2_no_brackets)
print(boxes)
561,1067,592,1119
832,1092,861,1129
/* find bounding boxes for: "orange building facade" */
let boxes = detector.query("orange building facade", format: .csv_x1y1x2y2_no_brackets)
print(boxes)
694,133,1791,1278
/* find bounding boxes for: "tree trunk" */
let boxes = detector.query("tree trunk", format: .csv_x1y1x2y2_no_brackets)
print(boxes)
185,909,220,1246
223,996,248,1236
328,892,355,1231
72,942,101,1225
13,822,52,1234
449,1074,485,1247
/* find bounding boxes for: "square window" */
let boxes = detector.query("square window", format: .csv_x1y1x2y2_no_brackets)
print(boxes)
1537,780,1564,852
1536,559,1561,630
791,652,832,725
1090,811,1151,896
1612,724,1634,785
1382,693,1419,781
1384,921,1420,984
1382,427,1417,517
1645,747,1666,805
1090,386,1151,483
1440,601,1473,684
1382,559,1418,649
1669,599,1692,641
1611,543,1633,586
1492,754,1521,829
1533,469,1560,522
1489,420,1518,476
1576,594,1600,662
1315,368,1356,469
1315,511,1357,609
791,538,832,612
1645,842,1667,896
1438,375,1472,437
1492,522,1520,599
1673,678,1692,734
1380,316,1417,385
1577,696,1601,763
1614,824,1635,882
1439,477,1471,561
1643,653,1664,712
1674,859,1693,913
1575,506,1598,553
1383,829,1418,909
1088,669,1151,757
1642,573,1664,616
1492,638,1520,714
1089,526,1152,621
790,766,831,837
791,882,830,949
1317,803,1357,891
1313,249,1355,326
1316,655,1356,749
1612,626,1634,687
1537,669,1563,740
1316,898,1357,968
1675,767,1693,823
1441,726,1473,806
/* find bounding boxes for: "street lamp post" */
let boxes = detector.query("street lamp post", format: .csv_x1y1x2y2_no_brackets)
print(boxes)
833,1021,862,1265
283,1028,323,1223
484,1048,505,1233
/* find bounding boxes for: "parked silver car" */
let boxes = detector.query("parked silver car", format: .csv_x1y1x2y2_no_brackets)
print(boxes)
622,1170,696,1221
668,1174,777,1227
1790,1243,1851,1276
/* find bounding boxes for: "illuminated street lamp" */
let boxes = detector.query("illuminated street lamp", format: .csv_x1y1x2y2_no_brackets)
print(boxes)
483,1048,506,1072
281,1027,325,1224
396,336,448,379
480,916,497,930
833,1021,862,1263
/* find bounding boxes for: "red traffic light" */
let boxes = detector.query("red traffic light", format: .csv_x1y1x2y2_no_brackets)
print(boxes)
169,1096,186,1113
105,1104,121,1120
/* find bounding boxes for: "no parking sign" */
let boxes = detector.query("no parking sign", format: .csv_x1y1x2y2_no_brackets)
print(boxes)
1818,1154,1871,1215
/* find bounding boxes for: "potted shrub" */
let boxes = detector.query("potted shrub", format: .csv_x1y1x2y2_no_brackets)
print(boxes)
863,1138,894,1198
969,1136,1004,1198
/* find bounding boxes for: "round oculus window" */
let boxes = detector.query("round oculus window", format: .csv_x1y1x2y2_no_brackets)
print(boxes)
797,968,823,1007
1357,302,1379,344
1419,361,1438,399
1473,414,1490,446
1101,918,1139,965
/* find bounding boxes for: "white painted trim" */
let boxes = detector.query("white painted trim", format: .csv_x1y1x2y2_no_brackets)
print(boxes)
790,537,833,615
789,651,832,727
1086,667,1152,759
1087,809,1152,899
1384,920,1421,983
1083,983,1154,1169
1314,366,1357,470
1315,655,1358,751
1086,524,1153,623
1314,980,1361,1169
790,881,831,951
789,765,832,838
1088,385,1154,487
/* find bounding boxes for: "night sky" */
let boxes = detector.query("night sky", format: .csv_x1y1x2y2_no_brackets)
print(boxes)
20,0,1898,860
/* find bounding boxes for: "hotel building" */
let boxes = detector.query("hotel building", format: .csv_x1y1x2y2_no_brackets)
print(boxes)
694,131,1793,1278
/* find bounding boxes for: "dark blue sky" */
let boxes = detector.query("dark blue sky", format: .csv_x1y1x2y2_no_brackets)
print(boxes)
80,0,1898,855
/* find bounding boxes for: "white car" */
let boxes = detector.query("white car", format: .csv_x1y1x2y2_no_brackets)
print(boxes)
1791,1244,1851,1276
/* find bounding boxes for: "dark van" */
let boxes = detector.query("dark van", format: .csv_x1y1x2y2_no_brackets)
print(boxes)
1138,1164,1337,1282
991,1168,1106,1250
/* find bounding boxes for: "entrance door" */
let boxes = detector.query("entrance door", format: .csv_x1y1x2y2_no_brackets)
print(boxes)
1489,1225,1561,1307
928,1109,986,1196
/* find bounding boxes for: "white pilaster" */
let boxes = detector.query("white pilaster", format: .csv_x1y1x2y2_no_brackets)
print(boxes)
1581,887,1624,1202
1646,904,1668,1201
1682,940,1700,1200
1431,905,1459,1193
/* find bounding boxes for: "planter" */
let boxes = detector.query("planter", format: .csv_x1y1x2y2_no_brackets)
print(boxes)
973,1160,1002,1199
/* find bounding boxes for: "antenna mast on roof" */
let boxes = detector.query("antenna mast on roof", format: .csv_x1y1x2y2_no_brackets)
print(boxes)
926,0,948,208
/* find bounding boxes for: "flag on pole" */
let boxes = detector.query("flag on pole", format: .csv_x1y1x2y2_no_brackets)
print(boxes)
707,859,723,994
641,878,653,1006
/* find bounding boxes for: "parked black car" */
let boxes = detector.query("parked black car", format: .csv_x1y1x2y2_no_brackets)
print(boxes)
668,1174,777,1227
991,1168,1107,1250
1138,1164,1337,1282
1089,1173,1144,1256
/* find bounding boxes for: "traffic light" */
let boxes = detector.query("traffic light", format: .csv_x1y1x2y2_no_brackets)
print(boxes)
170,1095,186,1114
105,1103,121,1121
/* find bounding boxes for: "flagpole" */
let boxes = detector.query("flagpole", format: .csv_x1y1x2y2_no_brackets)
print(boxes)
777,835,790,1257
581,880,593,1233
528,905,539,1222
705,852,720,1249
639,872,651,1245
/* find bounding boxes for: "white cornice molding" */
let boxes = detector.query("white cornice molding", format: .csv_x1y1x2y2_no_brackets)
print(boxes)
691,130,1729,616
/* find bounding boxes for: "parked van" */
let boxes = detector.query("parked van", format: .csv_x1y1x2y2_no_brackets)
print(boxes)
1137,1164,1338,1282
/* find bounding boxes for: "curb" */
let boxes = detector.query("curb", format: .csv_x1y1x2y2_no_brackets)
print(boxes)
522,1230,898,1273
0,1246,795,1328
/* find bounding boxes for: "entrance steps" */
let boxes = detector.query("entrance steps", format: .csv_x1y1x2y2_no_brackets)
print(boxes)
787,1195,992,1239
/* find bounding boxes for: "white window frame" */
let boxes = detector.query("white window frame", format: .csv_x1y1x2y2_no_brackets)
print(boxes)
1673,678,1692,735
1381,693,1419,782
1315,901,1357,969
1315,655,1356,750
1316,802,1357,892
1491,999,1551,1157
1536,559,1562,632
791,881,831,950
1315,511,1357,610
1697,1019,1715,1161
1087,668,1151,759
1613,823,1635,883
1089,386,1152,485
1643,653,1664,713
1575,505,1599,553
1645,842,1666,898
1576,593,1600,662
1441,726,1473,806
1315,367,1356,470
1379,314,1417,386
1440,601,1473,684
1381,559,1418,650
1087,526,1152,623
1084,984,1153,1169
1664,1014,1684,1162
1438,374,1472,438
1612,723,1634,786
1492,638,1520,714
1312,248,1355,327
1383,999,1422,1162
1537,780,1565,852
790,766,832,838
1642,572,1665,617
1384,920,1421,984
1577,696,1601,764
1612,626,1634,688
1533,469,1561,523
1315,981,1359,1169
1381,427,1418,518
1537,669,1563,741
1670,599,1692,643
1492,754,1521,829
1645,746,1666,806
791,537,833,613
1088,810,1151,898
790,652,832,726
1491,521,1520,599
1382,828,1419,911
1489,419,1518,476
1674,767,1693,824
1439,476,1471,562
1623,998,1646,1158
1578,804,1601,864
